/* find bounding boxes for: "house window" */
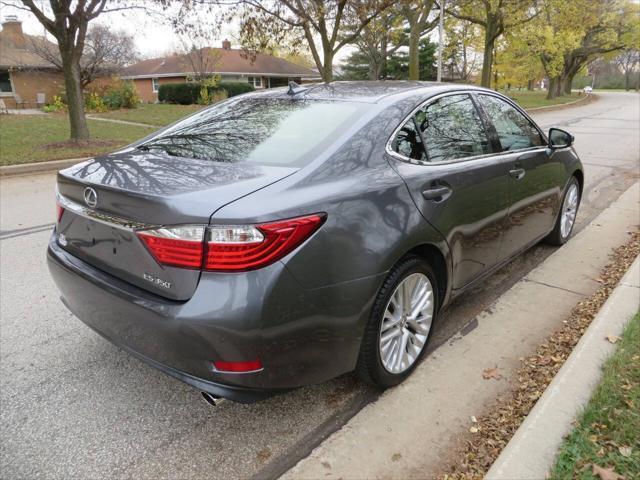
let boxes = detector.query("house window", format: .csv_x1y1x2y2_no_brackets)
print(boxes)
248,76,263,88
0,70,13,93
152,78,159,93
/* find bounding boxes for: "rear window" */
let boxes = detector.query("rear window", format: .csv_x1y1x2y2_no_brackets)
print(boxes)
139,97,367,167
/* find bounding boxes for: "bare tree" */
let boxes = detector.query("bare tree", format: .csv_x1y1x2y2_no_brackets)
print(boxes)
28,24,139,87
399,0,438,80
2,1,152,141
178,39,221,82
615,49,640,91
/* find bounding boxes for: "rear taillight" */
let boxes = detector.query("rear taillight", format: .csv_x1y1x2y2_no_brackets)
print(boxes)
136,214,325,271
204,214,326,271
137,226,205,269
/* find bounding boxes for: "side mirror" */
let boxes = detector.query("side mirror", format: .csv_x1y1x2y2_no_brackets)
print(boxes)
548,128,574,149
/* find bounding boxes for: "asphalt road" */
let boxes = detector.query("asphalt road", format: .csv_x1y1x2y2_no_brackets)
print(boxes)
1,92,638,480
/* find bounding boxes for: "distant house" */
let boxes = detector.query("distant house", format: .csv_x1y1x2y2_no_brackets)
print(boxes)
0,15,64,109
122,40,316,102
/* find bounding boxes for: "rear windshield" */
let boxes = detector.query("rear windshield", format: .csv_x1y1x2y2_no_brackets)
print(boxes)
139,97,367,167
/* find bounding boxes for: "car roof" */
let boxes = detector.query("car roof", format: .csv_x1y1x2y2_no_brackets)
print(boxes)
254,81,489,104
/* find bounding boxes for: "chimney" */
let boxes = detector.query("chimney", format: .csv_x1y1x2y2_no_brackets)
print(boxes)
222,39,231,50
2,15,25,49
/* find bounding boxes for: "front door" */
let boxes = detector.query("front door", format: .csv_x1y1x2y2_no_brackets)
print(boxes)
475,94,561,259
387,93,511,290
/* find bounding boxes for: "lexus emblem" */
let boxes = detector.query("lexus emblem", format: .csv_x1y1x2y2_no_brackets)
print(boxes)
83,187,98,208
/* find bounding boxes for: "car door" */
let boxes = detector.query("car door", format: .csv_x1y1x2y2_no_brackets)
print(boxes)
475,93,562,260
386,92,512,290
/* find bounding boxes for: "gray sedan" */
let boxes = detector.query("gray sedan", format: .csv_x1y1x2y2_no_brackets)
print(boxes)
48,81,583,403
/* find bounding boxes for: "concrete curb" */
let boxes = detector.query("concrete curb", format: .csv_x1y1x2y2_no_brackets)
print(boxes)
526,92,594,112
486,256,640,480
0,157,88,178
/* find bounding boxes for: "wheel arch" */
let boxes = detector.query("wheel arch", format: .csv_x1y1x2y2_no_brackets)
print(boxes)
572,168,584,196
403,243,449,311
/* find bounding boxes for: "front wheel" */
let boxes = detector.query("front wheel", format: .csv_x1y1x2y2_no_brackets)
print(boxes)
356,256,438,388
546,176,581,246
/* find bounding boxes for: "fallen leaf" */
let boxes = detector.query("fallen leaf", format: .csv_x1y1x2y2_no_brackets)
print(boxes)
592,464,625,480
605,334,621,344
482,367,503,380
618,446,632,457
469,426,479,433
470,416,478,423
391,453,402,462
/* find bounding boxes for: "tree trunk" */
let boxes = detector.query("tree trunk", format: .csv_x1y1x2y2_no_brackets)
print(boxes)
555,76,563,97
408,27,420,80
546,77,558,99
322,50,334,83
527,79,534,91
625,71,630,91
480,25,496,88
61,53,89,141
563,74,573,95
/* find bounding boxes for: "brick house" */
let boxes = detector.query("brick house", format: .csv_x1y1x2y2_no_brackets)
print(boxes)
122,40,316,103
0,16,66,109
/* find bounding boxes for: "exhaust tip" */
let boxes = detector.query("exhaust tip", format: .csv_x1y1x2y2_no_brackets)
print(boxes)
201,391,224,407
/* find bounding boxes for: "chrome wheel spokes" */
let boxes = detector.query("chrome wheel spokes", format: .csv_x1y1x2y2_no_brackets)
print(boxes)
379,273,434,374
560,183,579,239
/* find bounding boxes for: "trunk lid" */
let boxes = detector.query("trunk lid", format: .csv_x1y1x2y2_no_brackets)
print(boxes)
56,151,296,300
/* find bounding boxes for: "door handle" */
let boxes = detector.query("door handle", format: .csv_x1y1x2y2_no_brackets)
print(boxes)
422,186,452,202
509,168,526,180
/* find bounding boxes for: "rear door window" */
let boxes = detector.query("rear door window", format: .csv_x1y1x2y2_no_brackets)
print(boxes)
391,117,428,162
417,94,491,162
478,94,544,151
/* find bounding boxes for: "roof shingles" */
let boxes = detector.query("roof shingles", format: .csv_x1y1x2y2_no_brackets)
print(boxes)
122,47,315,78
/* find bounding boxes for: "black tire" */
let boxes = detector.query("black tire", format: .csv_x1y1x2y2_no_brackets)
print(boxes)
545,176,581,246
356,255,439,388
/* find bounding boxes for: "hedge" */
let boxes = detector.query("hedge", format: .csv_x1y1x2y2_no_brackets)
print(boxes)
158,81,255,104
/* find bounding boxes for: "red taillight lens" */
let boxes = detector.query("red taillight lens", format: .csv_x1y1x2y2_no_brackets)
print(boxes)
137,226,205,269
204,213,326,271
213,359,263,373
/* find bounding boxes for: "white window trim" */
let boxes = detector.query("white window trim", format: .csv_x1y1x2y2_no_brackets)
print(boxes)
152,78,159,93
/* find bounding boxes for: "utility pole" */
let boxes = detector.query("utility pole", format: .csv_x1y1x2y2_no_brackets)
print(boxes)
436,1,444,82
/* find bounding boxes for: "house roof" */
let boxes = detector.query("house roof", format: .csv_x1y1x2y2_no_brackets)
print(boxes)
0,28,58,69
122,47,316,79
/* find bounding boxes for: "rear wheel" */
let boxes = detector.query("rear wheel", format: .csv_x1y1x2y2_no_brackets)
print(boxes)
357,256,438,388
546,176,581,246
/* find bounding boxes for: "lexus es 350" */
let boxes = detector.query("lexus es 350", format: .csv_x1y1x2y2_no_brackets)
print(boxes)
48,82,583,403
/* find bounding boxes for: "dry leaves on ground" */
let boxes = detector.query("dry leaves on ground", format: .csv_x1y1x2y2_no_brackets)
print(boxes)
438,230,639,480
592,464,626,480
482,367,503,380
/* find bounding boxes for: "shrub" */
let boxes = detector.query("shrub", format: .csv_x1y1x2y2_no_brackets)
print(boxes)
102,79,139,109
218,81,255,97
42,95,67,113
84,92,108,112
159,81,255,104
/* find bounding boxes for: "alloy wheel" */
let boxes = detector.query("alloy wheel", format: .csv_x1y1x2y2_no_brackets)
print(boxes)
560,183,579,239
379,273,434,374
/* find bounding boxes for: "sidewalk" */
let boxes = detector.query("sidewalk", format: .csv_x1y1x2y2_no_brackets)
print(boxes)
486,256,639,479
281,183,639,480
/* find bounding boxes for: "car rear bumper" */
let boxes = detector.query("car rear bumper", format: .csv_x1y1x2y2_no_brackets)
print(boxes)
47,233,382,402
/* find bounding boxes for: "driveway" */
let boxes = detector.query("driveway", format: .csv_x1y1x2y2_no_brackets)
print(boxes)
1,91,638,480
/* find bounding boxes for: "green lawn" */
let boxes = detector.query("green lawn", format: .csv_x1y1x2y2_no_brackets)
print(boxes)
502,90,586,110
91,103,205,126
0,113,154,166
550,311,640,480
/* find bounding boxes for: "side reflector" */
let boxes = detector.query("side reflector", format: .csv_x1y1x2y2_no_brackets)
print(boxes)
56,204,64,223
204,213,326,271
213,359,263,373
